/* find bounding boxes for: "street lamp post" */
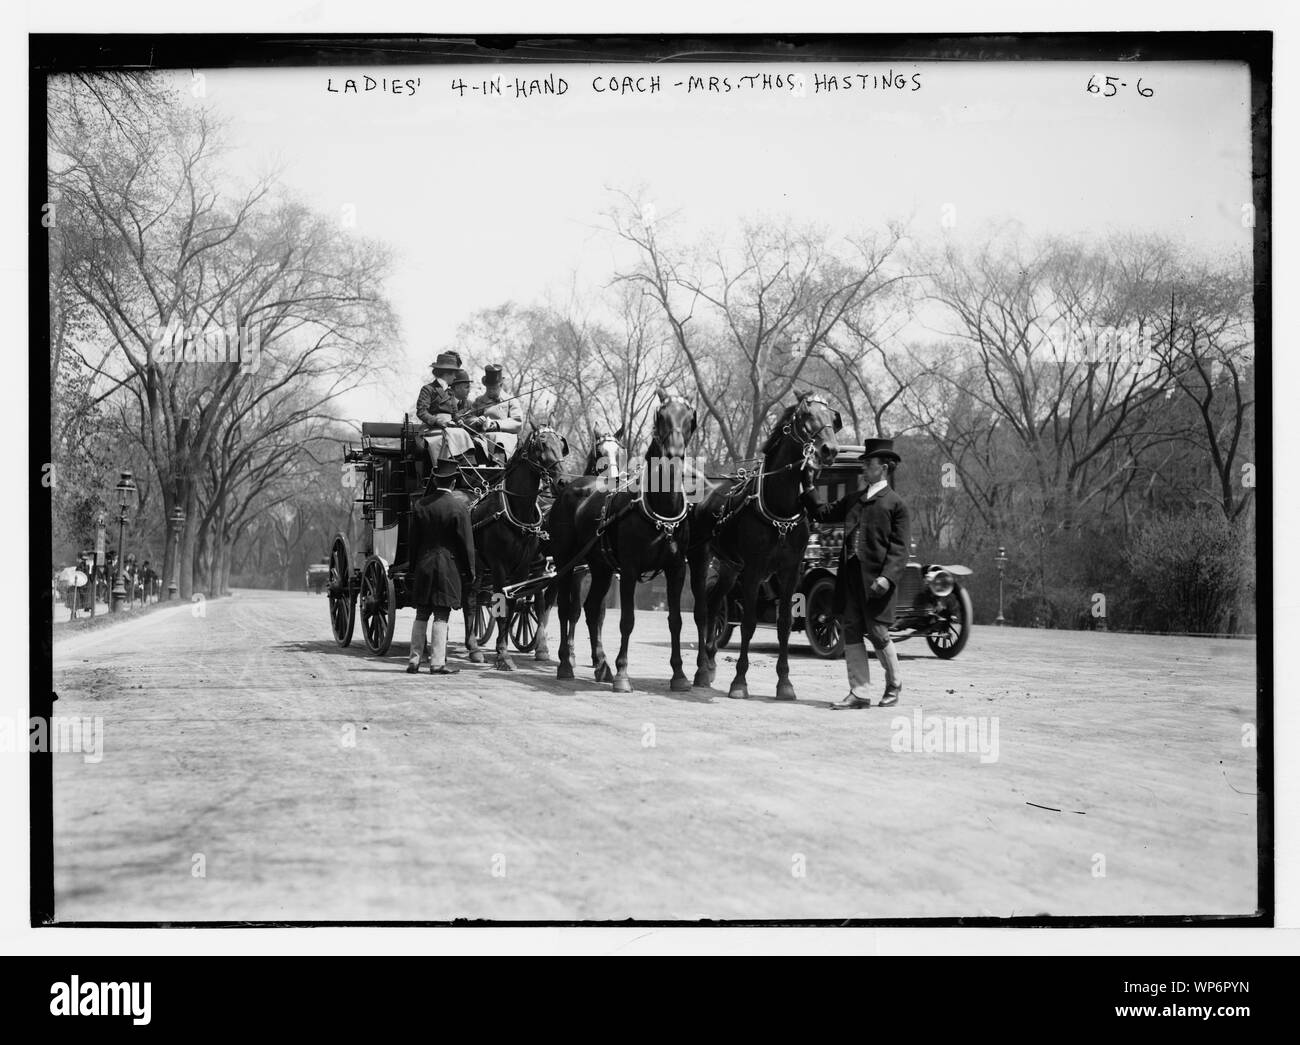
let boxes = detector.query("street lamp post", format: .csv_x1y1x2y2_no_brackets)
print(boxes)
168,506,185,600
994,545,1008,626
111,472,136,613
92,511,106,620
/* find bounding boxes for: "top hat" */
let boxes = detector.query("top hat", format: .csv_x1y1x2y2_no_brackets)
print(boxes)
451,368,472,386
431,351,461,372
859,437,901,464
431,457,460,479
482,364,503,387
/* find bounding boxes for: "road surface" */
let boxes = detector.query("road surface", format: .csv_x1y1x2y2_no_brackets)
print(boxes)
49,589,1259,921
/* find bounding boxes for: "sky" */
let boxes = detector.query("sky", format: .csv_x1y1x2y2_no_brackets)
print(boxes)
189,59,1253,423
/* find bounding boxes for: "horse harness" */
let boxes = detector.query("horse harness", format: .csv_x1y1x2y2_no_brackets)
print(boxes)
711,400,833,544
594,459,690,578
467,427,558,540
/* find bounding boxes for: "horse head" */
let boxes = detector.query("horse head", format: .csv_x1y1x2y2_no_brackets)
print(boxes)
586,423,626,480
765,391,843,472
651,387,696,459
518,422,569,485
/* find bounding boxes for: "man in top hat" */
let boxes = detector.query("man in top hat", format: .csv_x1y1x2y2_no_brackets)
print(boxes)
470,363,524,460
406,457,476,675
801,437,911,708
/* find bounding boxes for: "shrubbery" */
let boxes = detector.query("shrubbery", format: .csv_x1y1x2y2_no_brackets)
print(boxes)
1126,512,1254,634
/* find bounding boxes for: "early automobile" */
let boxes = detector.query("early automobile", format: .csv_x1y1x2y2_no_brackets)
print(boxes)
711,446,974,659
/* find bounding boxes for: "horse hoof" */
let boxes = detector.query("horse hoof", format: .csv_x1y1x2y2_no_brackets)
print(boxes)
774,682,797,701
670,676,691,692
594,662,614,683
557,664,574,680
612,675,633,693
468,651,485,665
495,658,516,672
728,686,749,700
692,670,712,688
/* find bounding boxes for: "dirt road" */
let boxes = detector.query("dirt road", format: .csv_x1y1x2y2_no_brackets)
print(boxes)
49,589,1259,921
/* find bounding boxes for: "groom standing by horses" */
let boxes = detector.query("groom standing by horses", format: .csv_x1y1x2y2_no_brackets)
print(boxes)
801,437,911,708
407,458,476,675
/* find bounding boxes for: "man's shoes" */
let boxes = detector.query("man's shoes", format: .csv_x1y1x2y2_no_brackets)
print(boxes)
405,664,419,674
878,685,902,708
430,665,460,675
830,693,871,710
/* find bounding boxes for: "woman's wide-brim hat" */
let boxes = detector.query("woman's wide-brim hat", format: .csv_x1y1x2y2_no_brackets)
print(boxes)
859,437,901,464
431,351,461,371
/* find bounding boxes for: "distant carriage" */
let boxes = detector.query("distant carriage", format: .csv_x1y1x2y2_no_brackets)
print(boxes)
306,562,330,594
326,417,543,655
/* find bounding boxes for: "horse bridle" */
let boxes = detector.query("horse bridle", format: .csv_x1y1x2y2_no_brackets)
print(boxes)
782,396,839,468
714,397,840,542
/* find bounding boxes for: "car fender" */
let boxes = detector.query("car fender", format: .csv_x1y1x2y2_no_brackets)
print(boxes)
799,566,838,592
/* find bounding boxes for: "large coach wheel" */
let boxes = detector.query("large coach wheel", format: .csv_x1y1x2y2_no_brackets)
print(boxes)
927,583,973,659
510,595,540,653
328,533,356,647
804,576,843,659
360,555,397,655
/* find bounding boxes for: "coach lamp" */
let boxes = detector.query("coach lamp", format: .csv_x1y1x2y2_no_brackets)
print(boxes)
168,505,186,601
110,472,137,612
994,545,1008,626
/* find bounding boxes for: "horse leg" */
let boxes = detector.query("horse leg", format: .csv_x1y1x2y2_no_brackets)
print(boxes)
585,567,614,682
727,569,762,700
492,562,517,671
463,574,485,664
611,568,638,693
556,573,576,680
706,559,740,686
689,547,713,687
773,559,800,701
666,559,690,692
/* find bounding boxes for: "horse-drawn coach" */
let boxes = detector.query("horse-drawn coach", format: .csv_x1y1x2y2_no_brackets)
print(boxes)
326,417,553,659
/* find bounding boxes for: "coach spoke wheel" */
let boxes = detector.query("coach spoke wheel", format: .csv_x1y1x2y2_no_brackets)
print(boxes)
804,577,842,659
473,594,497,647
328,533,356,647
927,584,973,660
510,596,539,653
360,556,396,656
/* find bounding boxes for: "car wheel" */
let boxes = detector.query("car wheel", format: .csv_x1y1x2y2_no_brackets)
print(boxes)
927,583,973,659
804,576,843,659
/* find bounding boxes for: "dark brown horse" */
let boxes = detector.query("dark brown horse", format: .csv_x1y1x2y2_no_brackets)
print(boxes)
460,423,568,670
689,392,842,699
547,389,698,692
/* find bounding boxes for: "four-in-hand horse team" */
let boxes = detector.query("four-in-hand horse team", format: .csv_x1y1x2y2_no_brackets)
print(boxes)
392,350,911,709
